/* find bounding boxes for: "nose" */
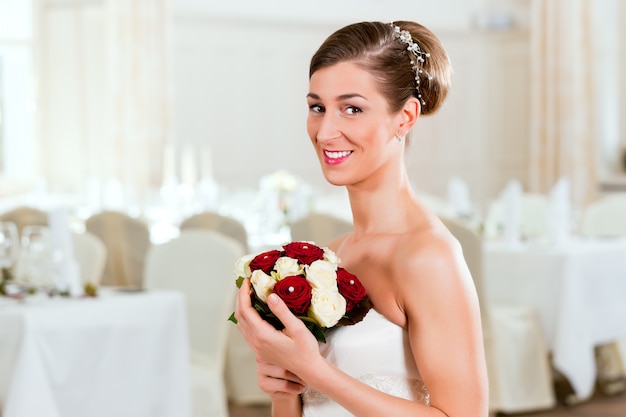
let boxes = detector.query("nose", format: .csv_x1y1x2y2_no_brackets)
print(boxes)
314,113,341,143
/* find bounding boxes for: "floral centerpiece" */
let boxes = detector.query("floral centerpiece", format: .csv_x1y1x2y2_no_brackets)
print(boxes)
229,241,372,342
0,267,98,299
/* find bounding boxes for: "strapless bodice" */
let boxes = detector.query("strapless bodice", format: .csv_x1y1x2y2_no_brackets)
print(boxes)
302,309,429,417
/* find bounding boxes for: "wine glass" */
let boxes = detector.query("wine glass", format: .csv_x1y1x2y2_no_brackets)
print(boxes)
0,221,19,272
18,225,54,289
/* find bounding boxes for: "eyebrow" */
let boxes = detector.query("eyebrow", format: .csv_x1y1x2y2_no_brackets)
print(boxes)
306,93,367,101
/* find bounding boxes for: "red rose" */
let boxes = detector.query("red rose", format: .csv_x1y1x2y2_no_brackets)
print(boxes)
282,241,324,265
249,249,283,274
273,275,312,316
336,267,367,312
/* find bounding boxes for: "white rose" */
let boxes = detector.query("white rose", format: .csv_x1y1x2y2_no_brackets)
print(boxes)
274,256,304,280
305,260,337,290
322,247,341,267
250,269,276,303
234,253,255,278
309,287,346,328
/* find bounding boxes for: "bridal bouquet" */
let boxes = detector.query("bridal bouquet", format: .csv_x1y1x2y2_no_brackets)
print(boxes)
228,241,372,342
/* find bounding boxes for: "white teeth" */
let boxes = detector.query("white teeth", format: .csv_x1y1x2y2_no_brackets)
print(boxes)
324,150,352,159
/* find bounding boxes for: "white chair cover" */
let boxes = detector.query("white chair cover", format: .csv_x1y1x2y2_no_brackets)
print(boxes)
225,327,271,404
71,231,107,286
580,194,626,395
581,194,626,237
144,229,245,417
484,192,550,240
440,216,556,413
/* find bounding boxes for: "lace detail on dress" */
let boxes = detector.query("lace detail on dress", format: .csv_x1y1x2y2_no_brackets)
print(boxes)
302,373,430,406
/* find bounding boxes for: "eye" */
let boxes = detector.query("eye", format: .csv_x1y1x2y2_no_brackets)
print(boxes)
309,103,325,113
344,105,362,115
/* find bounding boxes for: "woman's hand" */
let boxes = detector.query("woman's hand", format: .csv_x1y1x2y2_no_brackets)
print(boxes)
256,358,306,399
234,278,322,381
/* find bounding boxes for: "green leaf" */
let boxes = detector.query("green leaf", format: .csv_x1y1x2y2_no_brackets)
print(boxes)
298,317,327,343
299,315,321,325
235,276,245,288
302,320,327,343
228,312,238,324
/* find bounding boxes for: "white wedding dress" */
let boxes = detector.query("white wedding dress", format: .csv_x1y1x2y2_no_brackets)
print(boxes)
302,309,430,417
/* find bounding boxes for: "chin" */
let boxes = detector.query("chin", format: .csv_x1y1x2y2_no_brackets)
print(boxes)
321,170,350,187
326,178,347,187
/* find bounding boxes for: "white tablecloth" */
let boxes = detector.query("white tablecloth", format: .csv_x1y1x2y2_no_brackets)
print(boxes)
0,289,192,417
483,237,626,399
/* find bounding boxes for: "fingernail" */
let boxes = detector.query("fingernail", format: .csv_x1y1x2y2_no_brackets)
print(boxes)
268,293,278,305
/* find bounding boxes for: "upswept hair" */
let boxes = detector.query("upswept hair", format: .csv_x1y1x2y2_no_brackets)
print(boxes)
309,21,452,116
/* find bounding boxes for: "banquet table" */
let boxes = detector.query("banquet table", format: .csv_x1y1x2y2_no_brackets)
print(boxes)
0,289,192,417
483,237,626,400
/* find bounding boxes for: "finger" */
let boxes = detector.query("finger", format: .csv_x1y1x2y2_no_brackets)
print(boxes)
266,293,305,333
236,278,252,311
257,360,305,386
258,374,306,396
234,279,255,323
235,280,279,339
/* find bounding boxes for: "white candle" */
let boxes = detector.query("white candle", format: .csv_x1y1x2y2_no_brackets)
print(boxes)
162,143,177,185
180,145,197,187
200,144,214,180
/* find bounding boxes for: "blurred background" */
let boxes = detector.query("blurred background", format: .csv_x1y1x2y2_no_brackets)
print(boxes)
1,2,626,416
1,0,624,228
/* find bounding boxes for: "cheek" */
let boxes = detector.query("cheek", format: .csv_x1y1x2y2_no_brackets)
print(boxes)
306,118,318,143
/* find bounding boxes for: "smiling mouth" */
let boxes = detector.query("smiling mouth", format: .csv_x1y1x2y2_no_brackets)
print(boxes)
323,150,353,165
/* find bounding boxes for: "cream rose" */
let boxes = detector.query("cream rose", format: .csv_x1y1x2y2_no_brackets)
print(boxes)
305,260,337,290
250,269,275,303
274,256,304,280
322,247,341,268
234,253,255,278
309,287,346,328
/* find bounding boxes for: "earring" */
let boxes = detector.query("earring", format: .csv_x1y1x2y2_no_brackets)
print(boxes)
395,131,404,142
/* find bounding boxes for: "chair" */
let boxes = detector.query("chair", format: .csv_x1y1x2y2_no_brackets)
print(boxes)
144,229,246,417
71,231,107,286
580,194,626,237
579,194,626,396
0,206,48,236
440,216,556,414
180,211,250,253
289,212,352,247
484,192,549,240
85,210,151,288
224,327,271,405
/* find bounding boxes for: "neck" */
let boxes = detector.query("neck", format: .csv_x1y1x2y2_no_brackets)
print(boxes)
346,166,418,236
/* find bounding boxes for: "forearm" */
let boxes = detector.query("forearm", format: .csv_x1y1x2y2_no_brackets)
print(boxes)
302,359,447,417
271,395,302,417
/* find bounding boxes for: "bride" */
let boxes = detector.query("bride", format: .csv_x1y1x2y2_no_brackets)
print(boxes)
235,20,489,417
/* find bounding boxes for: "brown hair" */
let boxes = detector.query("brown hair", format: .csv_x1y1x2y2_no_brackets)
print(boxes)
309,21,452,116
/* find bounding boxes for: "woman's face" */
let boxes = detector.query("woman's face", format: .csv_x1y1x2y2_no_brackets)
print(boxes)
306,61,404,187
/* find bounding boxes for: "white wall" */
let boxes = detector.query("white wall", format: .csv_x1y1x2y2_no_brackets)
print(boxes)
170,0,484,31
6,0,533,213
168,0,530,207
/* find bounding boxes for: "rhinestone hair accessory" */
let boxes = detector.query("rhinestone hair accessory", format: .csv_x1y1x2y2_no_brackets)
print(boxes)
390,23,433,106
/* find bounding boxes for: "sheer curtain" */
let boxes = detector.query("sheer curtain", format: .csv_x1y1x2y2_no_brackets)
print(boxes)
106,0,170,203
37,0,169,205
528,0,598,207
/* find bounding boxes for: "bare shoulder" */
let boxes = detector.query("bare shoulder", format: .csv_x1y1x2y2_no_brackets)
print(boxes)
392,222,461,281
392,222,474,318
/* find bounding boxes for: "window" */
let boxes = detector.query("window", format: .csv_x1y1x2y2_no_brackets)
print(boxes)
0,0,35,188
